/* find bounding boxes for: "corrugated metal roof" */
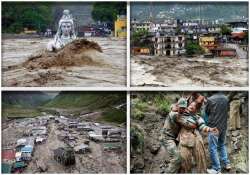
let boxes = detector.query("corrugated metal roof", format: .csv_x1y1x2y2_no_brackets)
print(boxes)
21,145,33,153
14,161,26,169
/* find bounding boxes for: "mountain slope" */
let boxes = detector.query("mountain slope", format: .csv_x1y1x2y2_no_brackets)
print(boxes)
45,91,126,109
44,91,126,124
131,2,248,22
2,91,51,108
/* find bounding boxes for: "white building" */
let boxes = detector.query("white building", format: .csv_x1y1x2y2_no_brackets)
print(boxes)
152,35,185,56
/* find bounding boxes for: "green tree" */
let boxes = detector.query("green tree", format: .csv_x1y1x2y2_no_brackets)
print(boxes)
185,40,204,56
2,2,52,33
220,24,232,36
131,30,149,47
91,2,126,23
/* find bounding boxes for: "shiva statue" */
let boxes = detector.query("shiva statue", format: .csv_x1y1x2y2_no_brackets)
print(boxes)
47,10,77,51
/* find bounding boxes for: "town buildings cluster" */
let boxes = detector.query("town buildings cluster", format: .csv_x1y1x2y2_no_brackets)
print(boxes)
2,114,126,173
131,18,248,58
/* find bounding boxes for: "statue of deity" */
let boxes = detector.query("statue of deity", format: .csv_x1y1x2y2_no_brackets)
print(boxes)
47,10,77,51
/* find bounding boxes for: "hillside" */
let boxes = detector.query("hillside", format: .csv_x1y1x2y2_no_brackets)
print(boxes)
2,91,52,118
2,91,51,108
45,91,126,109
2,91,126,124
45,91,127,124
131,2,248,22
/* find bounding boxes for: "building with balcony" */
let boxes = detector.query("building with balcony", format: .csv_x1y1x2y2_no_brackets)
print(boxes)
152,35,185,56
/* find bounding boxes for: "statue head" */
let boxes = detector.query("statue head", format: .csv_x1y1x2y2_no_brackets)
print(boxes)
57,9,76,38
60,21,73,37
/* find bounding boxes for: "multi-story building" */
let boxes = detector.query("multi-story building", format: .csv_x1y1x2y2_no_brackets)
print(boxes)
131,20,152,32
115,15,127,38
199,36,217,52
152,35,185,56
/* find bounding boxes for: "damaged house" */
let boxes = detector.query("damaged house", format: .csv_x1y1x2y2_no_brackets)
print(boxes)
152,35,185,56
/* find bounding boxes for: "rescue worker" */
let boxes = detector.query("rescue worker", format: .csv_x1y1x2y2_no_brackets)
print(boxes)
161,97,218,173
160,97,187,173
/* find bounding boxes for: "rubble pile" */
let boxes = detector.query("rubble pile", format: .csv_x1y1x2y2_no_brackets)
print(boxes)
2,115,54,173
2,113,126,173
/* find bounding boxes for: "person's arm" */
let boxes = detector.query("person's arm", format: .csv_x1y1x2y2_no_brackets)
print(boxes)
197,116,218,134
175,114,197,129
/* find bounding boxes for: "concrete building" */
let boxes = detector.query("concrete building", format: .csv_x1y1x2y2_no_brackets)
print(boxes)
115,15,126,38
131,20,152,32
199,36,217,52
152,35,185,56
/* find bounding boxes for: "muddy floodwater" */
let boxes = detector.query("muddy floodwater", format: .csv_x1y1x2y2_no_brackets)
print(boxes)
2,37,126,87
131,55,248,87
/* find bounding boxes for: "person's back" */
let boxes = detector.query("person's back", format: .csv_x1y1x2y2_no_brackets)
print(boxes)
205,92,231,174
206,92,229,133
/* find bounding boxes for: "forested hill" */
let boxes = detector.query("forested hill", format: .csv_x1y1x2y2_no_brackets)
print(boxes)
2,91,51,108
44,91,126,110
131,2,248,22
44,92,126,124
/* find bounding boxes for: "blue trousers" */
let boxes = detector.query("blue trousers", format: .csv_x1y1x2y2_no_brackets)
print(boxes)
208,131,230,171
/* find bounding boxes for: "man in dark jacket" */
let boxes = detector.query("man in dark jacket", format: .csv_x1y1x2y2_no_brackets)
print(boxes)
205,92,231,174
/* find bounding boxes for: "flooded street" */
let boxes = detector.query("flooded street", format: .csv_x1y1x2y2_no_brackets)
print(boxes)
2,37,126,87
131,55,248,87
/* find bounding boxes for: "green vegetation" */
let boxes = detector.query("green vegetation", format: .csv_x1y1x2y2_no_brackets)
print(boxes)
132,99,148,120
91,2,126,23
2,106,42,118
101,108,126,124
131,30,150,47
132,92,180,120
2,92,51,108
3,91,126,125
220,24,232,36
2,2,52,33
130,125,144,154
45,92,125,110
45,92,126,124
185,40,204,56
132,3,248,22
154,95,171,115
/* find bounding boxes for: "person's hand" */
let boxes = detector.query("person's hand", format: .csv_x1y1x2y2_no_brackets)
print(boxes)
210,127,219,135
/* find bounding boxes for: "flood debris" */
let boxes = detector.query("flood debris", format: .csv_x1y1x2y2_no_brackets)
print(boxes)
53,147,76,166
131,55,248,87
2,113,126,173
74,144,91,154
2,37,126,87
24,39,103,70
